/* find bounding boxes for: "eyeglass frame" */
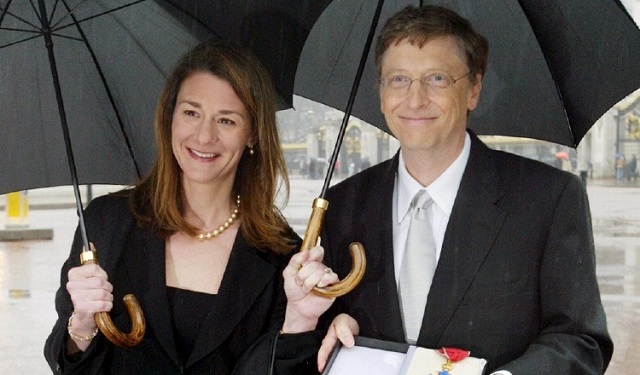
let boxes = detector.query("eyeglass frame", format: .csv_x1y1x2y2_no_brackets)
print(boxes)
378,71,472,94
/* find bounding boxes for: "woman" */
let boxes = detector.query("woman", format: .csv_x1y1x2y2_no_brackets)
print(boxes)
44,40,336,374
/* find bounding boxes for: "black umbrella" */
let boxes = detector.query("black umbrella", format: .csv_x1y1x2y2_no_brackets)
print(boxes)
295,0,640,148
292,0,640,298
0,0,191,195
161,0,332,110
0,0,332,346
0,0,211,347
0,0,333,196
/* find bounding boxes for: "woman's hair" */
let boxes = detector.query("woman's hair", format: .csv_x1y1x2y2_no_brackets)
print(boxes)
375,5,488,84
129,39,294,254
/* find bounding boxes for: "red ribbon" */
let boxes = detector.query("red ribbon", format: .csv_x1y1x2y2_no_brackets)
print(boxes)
437,347,471,362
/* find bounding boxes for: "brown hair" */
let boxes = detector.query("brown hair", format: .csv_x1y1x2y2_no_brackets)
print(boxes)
129,39,294,254
375,5,488,84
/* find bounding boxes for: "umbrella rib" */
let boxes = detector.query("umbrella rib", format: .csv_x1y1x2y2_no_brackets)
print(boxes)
48,0,78,30
50,0,146,31
0,26,40,33
5,0,75,40
58,0,143,178
0,0,13,28
515,0,575,147
0,32,42,49
98,2,175,83
49,32,82,42
0,2,44,32
0,30,83,50
10,0,87,45
322,3,368,100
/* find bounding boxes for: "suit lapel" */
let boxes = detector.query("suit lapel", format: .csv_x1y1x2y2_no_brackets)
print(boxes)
354,155,406,342
419,135,508,346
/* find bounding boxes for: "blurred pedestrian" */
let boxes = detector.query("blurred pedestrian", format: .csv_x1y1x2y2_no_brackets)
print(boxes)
627,154,637,182
308,157,317,179
616,154,626,184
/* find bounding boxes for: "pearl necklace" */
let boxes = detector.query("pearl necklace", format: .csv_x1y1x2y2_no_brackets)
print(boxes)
194,195,240,240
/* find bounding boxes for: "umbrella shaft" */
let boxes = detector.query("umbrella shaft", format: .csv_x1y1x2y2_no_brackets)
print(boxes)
37,0,91,252
320,0,386,197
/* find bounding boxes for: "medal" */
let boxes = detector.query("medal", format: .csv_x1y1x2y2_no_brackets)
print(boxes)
431,347,471,375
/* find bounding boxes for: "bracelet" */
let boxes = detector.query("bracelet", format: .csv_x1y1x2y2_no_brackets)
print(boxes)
67,311,99,342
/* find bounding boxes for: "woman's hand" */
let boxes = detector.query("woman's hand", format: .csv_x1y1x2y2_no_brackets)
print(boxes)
281,245,339,333
65,260,113,351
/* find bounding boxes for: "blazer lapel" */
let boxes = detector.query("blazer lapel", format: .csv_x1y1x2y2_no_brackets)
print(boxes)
419,134,508,346
187,232,278,367
124,227,181,364
123,227,280,368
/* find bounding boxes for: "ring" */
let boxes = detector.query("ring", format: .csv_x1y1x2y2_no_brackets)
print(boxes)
324,267,332,274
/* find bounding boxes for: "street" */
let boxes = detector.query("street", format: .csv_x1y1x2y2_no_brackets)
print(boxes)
0,178,639,374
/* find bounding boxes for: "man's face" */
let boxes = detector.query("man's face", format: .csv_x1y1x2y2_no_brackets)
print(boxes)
379,37,481,153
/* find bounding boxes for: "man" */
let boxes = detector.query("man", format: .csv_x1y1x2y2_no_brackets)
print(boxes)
317,5,612,374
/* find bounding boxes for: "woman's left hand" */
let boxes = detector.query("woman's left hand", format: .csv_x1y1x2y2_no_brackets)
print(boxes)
281,245,339,333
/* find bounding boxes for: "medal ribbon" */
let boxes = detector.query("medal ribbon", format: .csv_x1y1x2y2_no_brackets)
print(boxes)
433,347,470,375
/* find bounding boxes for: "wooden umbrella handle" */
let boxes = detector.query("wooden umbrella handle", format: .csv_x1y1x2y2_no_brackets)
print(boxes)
80,245,145,347
301,198,366,298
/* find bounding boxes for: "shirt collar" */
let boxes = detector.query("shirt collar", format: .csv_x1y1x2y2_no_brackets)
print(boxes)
396,132,471,223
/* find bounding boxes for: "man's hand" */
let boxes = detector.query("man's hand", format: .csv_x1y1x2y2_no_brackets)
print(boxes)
317,313,359,372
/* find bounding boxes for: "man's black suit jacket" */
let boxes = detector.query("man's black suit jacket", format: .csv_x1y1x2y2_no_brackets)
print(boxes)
320,132,613,374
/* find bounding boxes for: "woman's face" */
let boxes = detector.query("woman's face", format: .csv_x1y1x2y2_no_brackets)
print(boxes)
171,71,252,190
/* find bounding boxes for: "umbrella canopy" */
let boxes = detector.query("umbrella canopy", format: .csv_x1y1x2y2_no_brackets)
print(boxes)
0,0,207,194
0,0,222,347
0,0,332,196
161,0,332,110
295,0,640,148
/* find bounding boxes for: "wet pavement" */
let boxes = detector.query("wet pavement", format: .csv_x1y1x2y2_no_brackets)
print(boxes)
1,177,639,374
589,182,640,374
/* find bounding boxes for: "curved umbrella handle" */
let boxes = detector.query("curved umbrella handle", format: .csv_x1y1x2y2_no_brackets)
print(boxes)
300,198,366,297
80,244,146,347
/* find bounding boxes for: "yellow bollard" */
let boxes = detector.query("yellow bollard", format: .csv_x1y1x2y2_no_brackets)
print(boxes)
5,191,29,229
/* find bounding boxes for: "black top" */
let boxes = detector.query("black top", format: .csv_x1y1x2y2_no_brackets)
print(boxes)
167,286,216,363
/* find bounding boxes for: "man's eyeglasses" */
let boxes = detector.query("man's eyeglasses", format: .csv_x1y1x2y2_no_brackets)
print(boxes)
379,71,471,94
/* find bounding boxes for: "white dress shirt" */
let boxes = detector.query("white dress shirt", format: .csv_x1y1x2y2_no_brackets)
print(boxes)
391,133,512,375
392,133,470,285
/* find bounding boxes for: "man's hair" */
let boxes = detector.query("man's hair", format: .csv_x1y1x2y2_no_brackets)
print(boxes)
375,5,488,84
